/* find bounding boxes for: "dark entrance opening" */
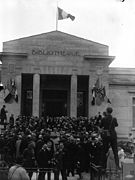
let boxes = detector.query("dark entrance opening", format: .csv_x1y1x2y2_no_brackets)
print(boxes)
77,76,89,117
42,90,67,117
40,75,70,117
21,74,33,116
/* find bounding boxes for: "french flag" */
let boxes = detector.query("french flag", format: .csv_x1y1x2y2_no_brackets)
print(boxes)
58,7,75,21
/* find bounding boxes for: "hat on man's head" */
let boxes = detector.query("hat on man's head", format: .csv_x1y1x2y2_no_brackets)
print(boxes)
106,107,113,114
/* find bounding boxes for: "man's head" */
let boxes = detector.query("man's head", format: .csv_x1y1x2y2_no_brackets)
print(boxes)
59,141,64,150
46,140,53,149
106,107,113,114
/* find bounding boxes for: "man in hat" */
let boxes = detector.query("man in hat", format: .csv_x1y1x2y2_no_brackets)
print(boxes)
0,105,8,125
100,107,120,170
37,139,54,180
54,141,67,180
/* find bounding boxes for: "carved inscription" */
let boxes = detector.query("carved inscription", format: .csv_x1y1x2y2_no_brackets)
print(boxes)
32,48,80,57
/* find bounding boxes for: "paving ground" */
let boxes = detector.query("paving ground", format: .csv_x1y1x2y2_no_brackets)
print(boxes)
1,159,133,180
0,170,123,180
31,172,123,180
31,172,89,180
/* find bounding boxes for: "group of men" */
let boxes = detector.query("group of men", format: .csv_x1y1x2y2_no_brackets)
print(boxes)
0,106,120,180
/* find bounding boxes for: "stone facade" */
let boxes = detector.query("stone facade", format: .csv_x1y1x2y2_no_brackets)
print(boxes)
0,31,134,138
109,68,135,138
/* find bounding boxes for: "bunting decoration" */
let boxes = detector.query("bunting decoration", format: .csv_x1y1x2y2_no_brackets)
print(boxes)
14,89,18,102
91,78,111,106
91,78,100,105
4,79,18,103
4,92,12,103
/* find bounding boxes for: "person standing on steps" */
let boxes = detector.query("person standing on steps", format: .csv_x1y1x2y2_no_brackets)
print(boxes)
100,107,120,170
0,105,8,130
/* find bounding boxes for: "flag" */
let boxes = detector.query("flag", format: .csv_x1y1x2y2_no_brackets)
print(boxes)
104,94,111,104
95,78,100,89
95,86,106,106
107,98,111,104
4,93,13,103
91,87,96,105
15,89,18,102
91,78,109,106
4,78,18,103
12,81,18,103
102,86,111,104
91,78,100,105
58,7,75,21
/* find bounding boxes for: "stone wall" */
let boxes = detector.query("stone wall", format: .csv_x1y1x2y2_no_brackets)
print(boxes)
109,68,135,138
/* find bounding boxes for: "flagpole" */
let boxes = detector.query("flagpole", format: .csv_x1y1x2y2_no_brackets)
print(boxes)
56,0,58,31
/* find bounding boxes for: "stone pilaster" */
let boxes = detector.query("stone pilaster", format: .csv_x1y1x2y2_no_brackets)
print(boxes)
70,74,77,117
32,73,40,117
15,74,22,114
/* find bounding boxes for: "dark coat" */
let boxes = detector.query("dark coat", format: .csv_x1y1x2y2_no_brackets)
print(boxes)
100,114,118,137
65,142,77,167
0,107,7,120
23,147,35,168
37,148,53,168
75,143,86,172
35,139,44,159
54,148,67,169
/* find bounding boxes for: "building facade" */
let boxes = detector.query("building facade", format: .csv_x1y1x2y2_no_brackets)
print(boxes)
0,31,135,138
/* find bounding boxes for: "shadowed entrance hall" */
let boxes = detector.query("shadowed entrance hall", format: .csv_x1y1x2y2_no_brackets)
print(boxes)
42,90,67,117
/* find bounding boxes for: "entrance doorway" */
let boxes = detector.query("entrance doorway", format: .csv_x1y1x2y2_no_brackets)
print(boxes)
21,74,33,116
41,90,67,117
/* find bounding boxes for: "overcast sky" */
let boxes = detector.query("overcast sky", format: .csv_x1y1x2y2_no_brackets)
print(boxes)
0,0,135,67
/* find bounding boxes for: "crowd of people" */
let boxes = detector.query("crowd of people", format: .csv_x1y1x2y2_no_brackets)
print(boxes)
0,106,123,180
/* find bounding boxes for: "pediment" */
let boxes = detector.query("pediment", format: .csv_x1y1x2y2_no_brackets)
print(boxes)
3,31,108,56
